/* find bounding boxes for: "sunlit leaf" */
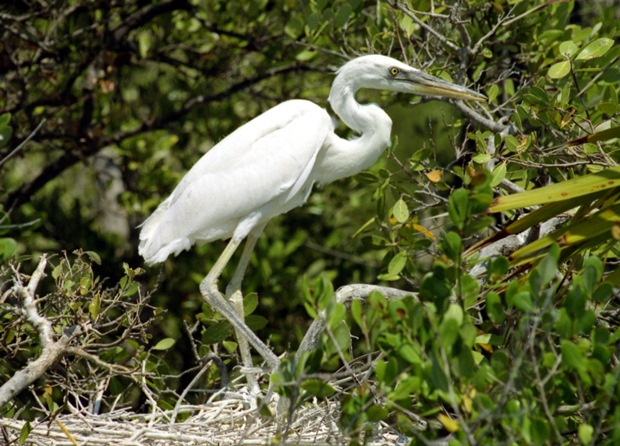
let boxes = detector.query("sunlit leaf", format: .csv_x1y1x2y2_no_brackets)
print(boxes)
575,38,614,60
578,424,594,445
0,237,17,260
426,169,443,183
559,40,578,57
548,60,571,79
387,251,408,276
392,198,409,223
438,413,459,432
152,337,176,351
490,166,620,212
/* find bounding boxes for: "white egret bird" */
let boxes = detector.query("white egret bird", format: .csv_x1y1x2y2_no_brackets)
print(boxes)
139,55,486,373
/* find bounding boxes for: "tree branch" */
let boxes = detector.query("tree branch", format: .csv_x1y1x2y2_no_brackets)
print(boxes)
296,284,418,360
0,256,76,407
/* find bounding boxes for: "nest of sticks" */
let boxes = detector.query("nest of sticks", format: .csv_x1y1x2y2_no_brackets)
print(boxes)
0,393,409,445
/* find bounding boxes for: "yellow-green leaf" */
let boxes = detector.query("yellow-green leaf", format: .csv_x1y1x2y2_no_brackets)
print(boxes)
509,203,620,264
438,413,460,432
490,166,620,213
575,38,613,60
152,337,176,351
548,60,571,79
559,40,578,58
490,161,507,187
392,198,409,223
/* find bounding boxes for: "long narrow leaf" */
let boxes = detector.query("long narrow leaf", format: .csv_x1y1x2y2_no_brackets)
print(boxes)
489,166,620,212
465,190,610,256
508,203,620,264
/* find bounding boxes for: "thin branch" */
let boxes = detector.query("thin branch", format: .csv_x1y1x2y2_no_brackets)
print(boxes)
0,118,46,168
453,100,511,134
502,0,569,27
296,284,418,360
387,0,460,53
0,256,76,407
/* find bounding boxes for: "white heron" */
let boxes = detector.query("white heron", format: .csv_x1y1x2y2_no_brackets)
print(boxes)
139,55,485,375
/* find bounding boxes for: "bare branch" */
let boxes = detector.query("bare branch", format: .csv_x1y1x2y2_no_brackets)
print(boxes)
0,256,76,407
387,0,460,53
453,100,512,134
297,284,418,360
0,119,46,169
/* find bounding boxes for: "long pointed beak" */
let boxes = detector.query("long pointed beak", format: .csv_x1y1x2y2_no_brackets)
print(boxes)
403,70,487,102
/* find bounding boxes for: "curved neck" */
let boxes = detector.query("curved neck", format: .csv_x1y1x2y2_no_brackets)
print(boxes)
328,74,390,135
315,72,392,185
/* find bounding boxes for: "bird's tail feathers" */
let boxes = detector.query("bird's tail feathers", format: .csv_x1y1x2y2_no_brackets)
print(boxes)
138,197,190,264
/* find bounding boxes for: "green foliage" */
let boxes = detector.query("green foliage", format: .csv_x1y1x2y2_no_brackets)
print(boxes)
337,218,619,444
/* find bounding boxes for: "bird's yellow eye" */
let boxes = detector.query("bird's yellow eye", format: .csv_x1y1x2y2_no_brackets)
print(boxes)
390,67,399,76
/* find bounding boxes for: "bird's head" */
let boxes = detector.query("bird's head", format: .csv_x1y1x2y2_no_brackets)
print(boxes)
334,54,486,102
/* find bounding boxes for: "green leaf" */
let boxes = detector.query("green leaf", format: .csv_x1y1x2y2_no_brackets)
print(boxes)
548,60,571,79
559,40,579,57
472,153,491,164
327,302,346,330
486,84,500,103
441,231,462,262
0,112,11,126
490,166,620,212
578,424,594,445
430,353,449,392
561,340,585,372
301,379,336,398
490,161,507,187
575,38,614,60
376,357,399,384
537,248,559,286
84,250,102,265
123,282,139,297
508,291,533,312
486,292,505,324
448,189,469,229
387,251,407,276
88,295,101,320
390,376,420,401
398,343,422,365
243,292,259,316
0,124,13,149
488,256,509,278
0,238,17,260
152,337,176,351
19,421,32,445
530,417,550,444
351,299,363,331
454,346,475,378
203,322,231,345
366,404,388,422
295,49,318,61
392,198,409,223
331,320,351,351
246,314,268,331
444,303,464,327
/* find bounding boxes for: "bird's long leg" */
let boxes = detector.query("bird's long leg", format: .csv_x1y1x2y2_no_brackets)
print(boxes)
199,237,280,370
225,224,267,395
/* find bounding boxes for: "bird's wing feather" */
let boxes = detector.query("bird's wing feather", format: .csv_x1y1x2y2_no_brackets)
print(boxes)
139,100,332,263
